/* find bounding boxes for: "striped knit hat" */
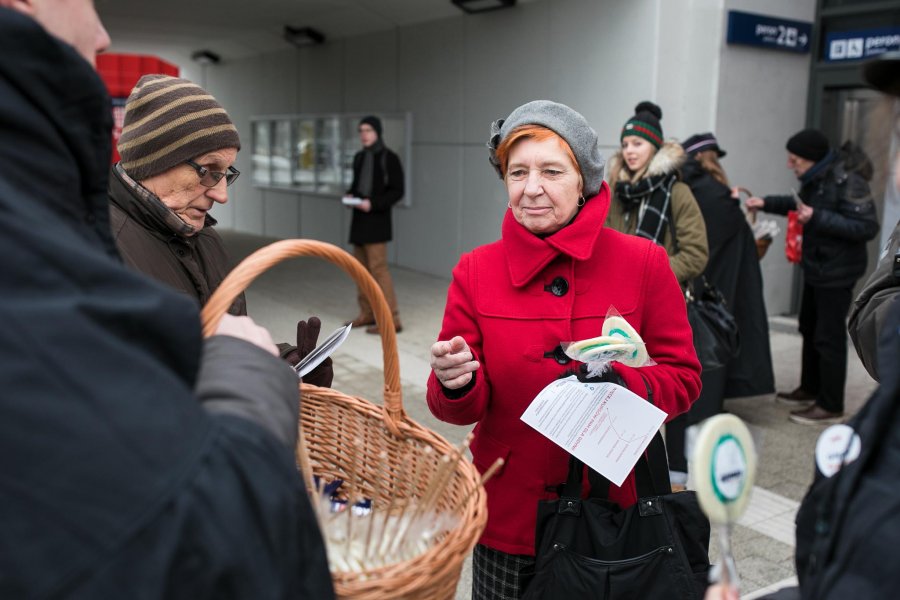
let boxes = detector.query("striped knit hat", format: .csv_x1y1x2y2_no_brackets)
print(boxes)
620,101,663,149
117,75,241,181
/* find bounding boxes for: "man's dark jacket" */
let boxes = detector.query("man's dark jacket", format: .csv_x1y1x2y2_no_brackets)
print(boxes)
762,152,879,288
793,299,900,598
346,145,404,245
0,9,332,599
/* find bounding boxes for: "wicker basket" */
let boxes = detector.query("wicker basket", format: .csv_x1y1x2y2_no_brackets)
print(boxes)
200,239,488,600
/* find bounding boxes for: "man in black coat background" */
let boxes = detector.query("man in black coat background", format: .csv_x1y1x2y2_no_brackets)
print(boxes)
344,115,406,334
747,129,879,424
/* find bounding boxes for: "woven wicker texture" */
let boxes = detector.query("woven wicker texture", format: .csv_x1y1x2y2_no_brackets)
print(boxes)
201,239,488,599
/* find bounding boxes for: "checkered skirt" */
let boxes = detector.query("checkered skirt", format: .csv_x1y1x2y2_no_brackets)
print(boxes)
472,544,535,600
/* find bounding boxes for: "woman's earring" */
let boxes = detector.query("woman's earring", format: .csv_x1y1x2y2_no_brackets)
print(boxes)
577,196,585,207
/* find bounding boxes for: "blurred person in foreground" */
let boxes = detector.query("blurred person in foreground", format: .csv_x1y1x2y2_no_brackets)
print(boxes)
427,100,701,599
0,1,333,597
706,52,900,600
109,73,332,386
664,133,775,486
746,128,879,424
605,101,709,287
849,50,900,383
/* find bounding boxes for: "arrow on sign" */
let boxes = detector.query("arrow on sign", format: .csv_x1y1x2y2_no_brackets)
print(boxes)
799,34,808,46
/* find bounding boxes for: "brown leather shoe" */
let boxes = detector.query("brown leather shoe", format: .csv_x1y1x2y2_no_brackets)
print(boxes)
775,387,816,407
788,405,843,425
365,323,403,335
344,316,376,328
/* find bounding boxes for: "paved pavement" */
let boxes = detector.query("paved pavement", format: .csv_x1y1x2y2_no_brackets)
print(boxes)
220,230,878,599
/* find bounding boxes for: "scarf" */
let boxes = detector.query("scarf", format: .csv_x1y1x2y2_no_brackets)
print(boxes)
615,170,678,245
115,163,208,237
356,139,384,198
800,150,837,186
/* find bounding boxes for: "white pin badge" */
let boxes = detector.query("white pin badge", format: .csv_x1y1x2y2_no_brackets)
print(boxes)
815,424,861,478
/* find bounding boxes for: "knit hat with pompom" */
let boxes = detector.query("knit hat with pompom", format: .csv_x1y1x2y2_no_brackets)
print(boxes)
620,101,663,149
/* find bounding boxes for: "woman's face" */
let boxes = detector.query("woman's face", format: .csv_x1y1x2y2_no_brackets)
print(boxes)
506,137,583,236
141,148,238,234
621,135,656,173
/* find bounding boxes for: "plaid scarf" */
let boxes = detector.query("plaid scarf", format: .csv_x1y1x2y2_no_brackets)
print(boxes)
615,171,677,245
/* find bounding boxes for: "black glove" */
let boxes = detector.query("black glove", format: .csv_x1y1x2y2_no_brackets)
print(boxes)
573,362,627,388
279,317,334,388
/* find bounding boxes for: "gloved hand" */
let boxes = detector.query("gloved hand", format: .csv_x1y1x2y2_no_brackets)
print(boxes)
278,317,334,388
573,362,627,388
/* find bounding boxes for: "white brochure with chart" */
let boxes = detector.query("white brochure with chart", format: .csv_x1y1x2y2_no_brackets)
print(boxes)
521,376,666,486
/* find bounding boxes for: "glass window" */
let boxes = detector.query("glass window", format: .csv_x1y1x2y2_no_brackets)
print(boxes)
249,112,411,206
293,119,315,188
272,119,292,186
342,117,360,190
252,121,272,186
315,117,342,192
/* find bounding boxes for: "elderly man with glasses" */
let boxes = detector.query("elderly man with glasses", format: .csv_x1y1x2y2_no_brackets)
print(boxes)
109,74,333,384
109,74,249,315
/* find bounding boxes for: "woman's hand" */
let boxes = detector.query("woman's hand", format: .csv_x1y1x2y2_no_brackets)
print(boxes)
430,335,480,389
745,196,765,211
704,584,739,600
214,314,279,356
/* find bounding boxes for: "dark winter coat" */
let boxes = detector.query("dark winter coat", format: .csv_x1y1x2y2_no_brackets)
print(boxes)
426,184,701,556
0,10,332,599
108,165,247,316
793,299,900,598
346,145,404,245
762,153,879,288
681,158,774,398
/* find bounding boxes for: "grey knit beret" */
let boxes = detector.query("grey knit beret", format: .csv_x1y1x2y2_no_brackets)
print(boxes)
118,75,241,181
487,100,605,196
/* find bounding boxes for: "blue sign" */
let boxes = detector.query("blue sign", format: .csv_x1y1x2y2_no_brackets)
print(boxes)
825,27,900,62
726,10,812,54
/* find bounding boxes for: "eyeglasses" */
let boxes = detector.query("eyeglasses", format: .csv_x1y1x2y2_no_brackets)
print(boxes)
185,160,241,187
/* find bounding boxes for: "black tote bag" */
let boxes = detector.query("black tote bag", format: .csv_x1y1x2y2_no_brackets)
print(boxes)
686,276,740,371
522,433,710,600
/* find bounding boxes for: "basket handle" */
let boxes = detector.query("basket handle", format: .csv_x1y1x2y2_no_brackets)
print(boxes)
200,239,406,432
735,186,756,225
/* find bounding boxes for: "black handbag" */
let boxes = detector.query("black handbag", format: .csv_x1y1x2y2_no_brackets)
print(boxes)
522,432,711,600
685,276,740,370
664,210,740,371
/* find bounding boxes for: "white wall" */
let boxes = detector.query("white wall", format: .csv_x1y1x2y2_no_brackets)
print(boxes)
716,0,817,315
113,0,817,315
193,0,676,278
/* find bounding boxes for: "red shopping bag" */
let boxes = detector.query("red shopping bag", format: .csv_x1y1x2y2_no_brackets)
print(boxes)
785,210,802,264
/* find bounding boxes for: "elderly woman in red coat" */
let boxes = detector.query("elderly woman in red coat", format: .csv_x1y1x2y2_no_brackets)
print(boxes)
426,100,701,600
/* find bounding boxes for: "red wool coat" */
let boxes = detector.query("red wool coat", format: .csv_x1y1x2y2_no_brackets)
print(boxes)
426,183,701,556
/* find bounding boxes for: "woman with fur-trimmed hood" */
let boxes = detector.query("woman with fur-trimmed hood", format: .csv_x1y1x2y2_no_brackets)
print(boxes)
605,101,708,285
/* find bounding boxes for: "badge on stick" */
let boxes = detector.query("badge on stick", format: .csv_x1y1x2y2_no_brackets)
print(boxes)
692,414,758,593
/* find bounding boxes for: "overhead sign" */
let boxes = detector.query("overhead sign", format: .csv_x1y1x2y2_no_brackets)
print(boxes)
825,27,900,62
726,10,812,54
